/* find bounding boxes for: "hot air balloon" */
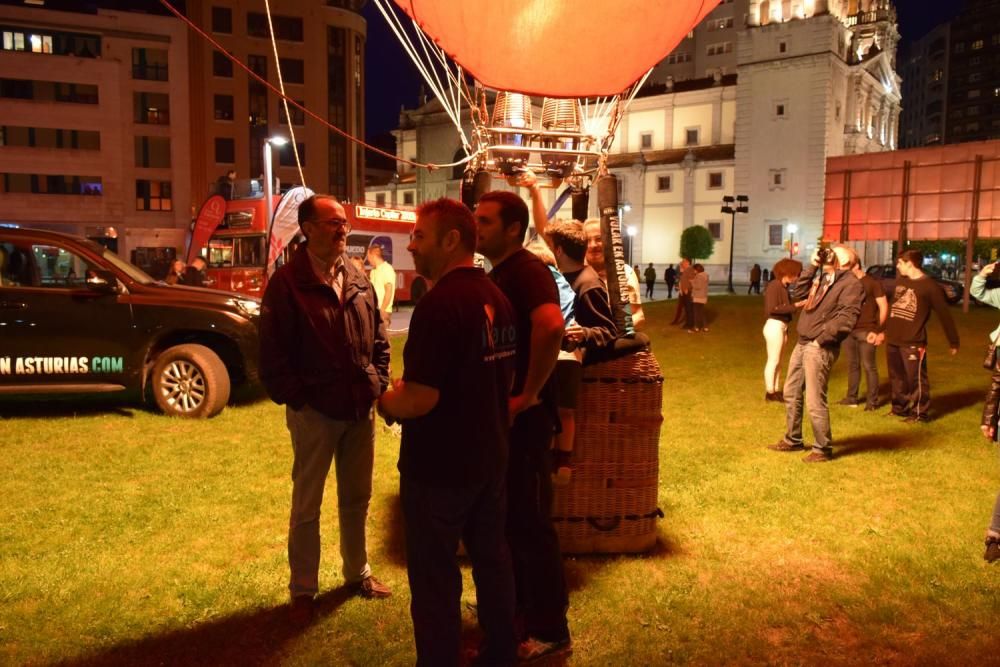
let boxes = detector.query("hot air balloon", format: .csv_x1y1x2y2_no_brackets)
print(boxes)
374,0,721,332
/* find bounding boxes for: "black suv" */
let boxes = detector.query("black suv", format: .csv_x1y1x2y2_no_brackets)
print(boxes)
866,264,964,305
0,228,260,417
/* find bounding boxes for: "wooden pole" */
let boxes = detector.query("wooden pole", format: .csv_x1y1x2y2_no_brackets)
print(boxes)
963,155,984,313
897,160,911,255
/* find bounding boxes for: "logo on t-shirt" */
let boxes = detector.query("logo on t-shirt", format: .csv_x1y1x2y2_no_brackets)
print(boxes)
482,303,516,362
891,286,918,322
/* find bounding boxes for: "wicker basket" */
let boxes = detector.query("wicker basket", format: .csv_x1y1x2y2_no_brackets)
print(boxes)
551,348,664,553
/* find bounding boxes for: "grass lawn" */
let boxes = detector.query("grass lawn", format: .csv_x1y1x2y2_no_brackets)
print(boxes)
3,296,1000,665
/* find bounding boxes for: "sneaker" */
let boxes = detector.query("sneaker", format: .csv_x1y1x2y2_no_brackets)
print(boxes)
863,403,879,412
351,575,392,599
288,595,316,627
838,398,860,407
803,450,833,463
903,414,929,424
986,535,1000,563
517,637,572,663
768,440,804,452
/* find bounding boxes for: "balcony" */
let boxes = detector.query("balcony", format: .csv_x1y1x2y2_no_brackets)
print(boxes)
845,7,896,28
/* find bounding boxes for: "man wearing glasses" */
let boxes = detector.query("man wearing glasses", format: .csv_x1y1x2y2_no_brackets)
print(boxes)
260,194,392,626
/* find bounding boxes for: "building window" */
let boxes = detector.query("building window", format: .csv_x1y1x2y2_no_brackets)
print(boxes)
767,224,783,247
972,39,984,50
132,48,168,81
247,13,303,41
665,52,691,64
136,179,172,211
707,172,723,189
969,89,981,99
134,92,170,124
707,17,734,31
1,27,99,57
211,7,232,33
706,42,732,56
685,127,700,146
775,100,788,118
134,136,171,168
278,100,305,125
2,173,102,195
279,58,305,84
778,40,787,53
640,132,653,149
2,79,99,104
0,126,100,150
375,192,386,206
769,168,786,190
657,175,672,192
280,142,305,167
214,94,233,121
213,50,233,77
215,137,235,163
707,221,723,240
403,191,415,206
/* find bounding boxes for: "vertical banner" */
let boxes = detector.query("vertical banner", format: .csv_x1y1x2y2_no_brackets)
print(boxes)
596,174,634,337
266,186,314,275
187,195,226,264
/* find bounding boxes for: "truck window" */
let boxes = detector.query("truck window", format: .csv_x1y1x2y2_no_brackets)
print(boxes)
30,243,95,288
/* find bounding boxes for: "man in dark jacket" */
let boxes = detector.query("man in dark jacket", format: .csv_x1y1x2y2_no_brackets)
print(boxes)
664,264,677,299
259,194,392,626
768,245,864,462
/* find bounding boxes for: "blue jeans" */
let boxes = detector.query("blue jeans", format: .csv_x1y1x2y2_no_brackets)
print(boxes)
784,341,839,454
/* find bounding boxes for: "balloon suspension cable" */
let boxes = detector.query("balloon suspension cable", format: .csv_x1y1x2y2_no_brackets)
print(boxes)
157,0,464,171
372,0,473,157
600,68,654,156
264,0,305,186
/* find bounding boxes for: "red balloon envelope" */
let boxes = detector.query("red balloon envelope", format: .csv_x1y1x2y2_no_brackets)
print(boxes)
394,0,721,98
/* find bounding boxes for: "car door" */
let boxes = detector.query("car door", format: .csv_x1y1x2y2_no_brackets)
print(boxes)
0,237,137,394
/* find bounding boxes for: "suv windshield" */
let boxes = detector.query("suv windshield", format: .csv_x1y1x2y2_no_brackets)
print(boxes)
100,247,156,285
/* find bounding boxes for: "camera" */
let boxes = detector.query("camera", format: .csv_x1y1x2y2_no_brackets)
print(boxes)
816,239,836,266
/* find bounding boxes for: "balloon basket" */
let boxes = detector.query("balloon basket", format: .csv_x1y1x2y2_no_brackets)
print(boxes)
551,348,664,554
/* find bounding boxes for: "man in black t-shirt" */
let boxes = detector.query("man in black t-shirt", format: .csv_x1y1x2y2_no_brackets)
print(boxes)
838,259,888,410
884,249,960,422
379,198,517,666
476,190,571,661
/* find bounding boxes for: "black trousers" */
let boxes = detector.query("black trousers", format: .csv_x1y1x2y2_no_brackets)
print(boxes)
401,473,517,667
645,280,655,299
843,330,879,407
886,343,930,417
665,281,675,299
747,280,761,295
506,405,569,642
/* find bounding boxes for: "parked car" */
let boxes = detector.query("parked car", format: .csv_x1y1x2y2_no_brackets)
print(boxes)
0,228,260,417
865,264,963,305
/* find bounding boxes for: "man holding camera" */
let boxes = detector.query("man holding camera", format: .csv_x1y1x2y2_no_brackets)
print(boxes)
769,244,864,462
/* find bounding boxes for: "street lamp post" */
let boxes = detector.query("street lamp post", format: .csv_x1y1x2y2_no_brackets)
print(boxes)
721,194,749,294
263,136,288,230
626,225,637,266
787,223,798,258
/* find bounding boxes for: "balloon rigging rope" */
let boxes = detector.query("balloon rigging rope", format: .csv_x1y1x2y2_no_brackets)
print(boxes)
156,0,476,170
371,0,472,154
263,0,305,186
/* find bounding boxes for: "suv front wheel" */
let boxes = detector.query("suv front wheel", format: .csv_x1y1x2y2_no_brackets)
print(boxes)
151,344,231,418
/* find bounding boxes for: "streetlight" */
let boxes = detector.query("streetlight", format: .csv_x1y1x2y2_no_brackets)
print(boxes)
626,225,637,265
787,223,798,258
721,194,749,293
263,136,288,230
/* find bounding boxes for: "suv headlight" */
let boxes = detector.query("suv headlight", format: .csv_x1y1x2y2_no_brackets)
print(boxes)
230,297,261,318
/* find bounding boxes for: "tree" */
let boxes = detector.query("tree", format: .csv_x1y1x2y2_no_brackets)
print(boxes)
680,225,714,261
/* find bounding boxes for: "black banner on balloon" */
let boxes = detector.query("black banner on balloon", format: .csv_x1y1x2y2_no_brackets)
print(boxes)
461,170,493,210
596,174,634,337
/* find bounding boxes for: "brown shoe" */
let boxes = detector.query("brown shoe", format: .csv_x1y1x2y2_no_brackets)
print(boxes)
803,451,832,463
353,575,392,599
288,595,316,627
768,440,804,451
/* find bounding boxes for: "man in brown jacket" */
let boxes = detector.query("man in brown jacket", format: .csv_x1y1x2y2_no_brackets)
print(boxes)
260,194,392,626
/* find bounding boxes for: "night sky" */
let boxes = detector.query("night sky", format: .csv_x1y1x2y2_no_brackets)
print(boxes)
362,1,969,140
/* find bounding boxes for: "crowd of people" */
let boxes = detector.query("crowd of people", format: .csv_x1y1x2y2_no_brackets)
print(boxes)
252,181,1000,667
258,185,646,666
